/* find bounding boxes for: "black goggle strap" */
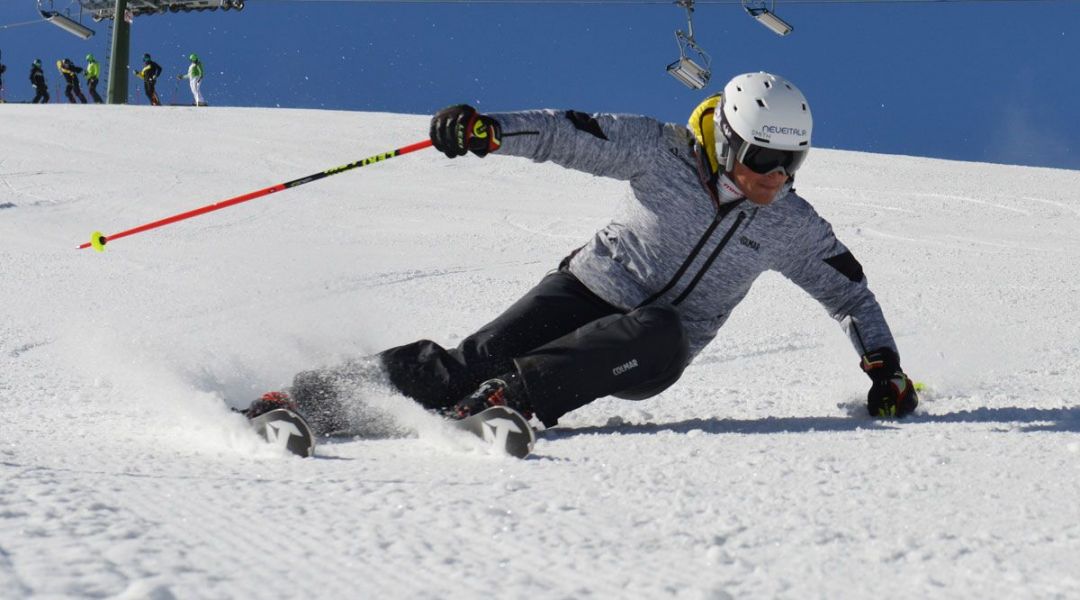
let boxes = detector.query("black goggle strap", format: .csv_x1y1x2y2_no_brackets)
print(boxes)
717,107,741,174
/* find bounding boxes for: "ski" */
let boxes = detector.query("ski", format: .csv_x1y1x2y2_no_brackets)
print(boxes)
238,397,532,458
452,406,535,459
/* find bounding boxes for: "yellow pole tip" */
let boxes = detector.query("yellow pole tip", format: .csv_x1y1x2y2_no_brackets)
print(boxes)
90,231,107,253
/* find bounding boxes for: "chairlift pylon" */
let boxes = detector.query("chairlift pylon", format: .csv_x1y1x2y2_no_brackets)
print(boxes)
666,0,712,90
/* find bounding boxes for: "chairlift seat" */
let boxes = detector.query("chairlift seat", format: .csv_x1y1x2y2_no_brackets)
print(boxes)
667,57,710,90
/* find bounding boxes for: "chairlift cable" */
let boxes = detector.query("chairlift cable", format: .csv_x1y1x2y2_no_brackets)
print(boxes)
0,19,47,30
263,0,1077,5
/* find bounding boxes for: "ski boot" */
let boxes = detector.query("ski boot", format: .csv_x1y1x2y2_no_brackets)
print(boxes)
448,375,534,421
240,391,315,457
448,375,536,458
241,391,298,418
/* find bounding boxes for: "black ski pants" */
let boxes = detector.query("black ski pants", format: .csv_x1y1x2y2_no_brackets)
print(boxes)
379,269,690,426
144,78,160,106
32,87,48,103
65,80,87,104
87,77,103,103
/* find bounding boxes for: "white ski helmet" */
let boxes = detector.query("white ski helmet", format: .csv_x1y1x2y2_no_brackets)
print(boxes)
714,72,812,176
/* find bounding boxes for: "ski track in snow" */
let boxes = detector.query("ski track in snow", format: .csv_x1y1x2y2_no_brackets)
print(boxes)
2,105,1080,599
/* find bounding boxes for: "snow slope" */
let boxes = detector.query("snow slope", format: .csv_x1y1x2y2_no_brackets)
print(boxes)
1,104,1079,599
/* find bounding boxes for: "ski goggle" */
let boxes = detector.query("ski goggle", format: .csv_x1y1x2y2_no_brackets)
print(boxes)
736,143,808,176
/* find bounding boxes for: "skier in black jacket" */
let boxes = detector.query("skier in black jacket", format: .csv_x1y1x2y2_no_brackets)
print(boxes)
58,58,87,104
134,53,162,106
29,60,49,104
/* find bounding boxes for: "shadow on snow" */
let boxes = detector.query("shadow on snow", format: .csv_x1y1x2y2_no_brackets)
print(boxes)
544,406,1080,438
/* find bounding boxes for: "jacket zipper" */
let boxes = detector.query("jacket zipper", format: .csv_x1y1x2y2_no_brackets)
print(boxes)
636,216,721,308
636,204,743,309
634,144,744,310
671,211,746,306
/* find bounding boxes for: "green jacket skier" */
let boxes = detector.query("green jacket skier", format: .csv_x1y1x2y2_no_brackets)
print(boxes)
178,53,206,106
85,54,103,103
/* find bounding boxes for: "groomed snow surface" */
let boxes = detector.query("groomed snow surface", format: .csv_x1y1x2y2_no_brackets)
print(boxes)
1,105,1078,599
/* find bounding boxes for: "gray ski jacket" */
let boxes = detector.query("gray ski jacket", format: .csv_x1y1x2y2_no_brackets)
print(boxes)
489,109,898,361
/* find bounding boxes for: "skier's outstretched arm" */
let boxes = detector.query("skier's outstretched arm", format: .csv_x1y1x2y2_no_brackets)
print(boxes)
777,208,918,417
428,104,665,181
777,210,894,355
489,109,665,181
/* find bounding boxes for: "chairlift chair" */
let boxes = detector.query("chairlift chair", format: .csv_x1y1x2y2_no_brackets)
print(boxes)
38,0,95,39
743,0,794,36
666,0,712,90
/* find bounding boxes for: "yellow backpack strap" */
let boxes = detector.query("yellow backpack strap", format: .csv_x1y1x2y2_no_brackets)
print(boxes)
687,92,723,174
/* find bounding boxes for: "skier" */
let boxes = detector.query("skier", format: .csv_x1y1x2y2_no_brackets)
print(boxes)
85,54,103,103
0,52,7,103
177,53,206,106
57,58,87,104
245,72,919,434
134,53,162,106
29,60,49,104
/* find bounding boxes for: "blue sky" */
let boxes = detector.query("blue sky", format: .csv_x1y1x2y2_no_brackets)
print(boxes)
2,1,1078,170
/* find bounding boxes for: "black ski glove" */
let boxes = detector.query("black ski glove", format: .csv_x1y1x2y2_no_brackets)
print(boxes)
430,104,502,159
861,347,918,418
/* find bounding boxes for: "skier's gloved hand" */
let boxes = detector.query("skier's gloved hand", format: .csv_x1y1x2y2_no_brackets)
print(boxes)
861,347,918,418
430,104,502,159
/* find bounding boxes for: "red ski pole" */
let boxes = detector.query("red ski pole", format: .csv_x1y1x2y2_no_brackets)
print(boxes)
79,139,433,251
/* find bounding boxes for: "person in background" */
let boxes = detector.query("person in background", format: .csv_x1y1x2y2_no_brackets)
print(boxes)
85,54,103,104
178,53,206,107
0,52,7,103
134,53,162,106
30,59,49,104
58,58,87,104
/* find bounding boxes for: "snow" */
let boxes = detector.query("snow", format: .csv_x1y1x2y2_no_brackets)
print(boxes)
2,104,1079,598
